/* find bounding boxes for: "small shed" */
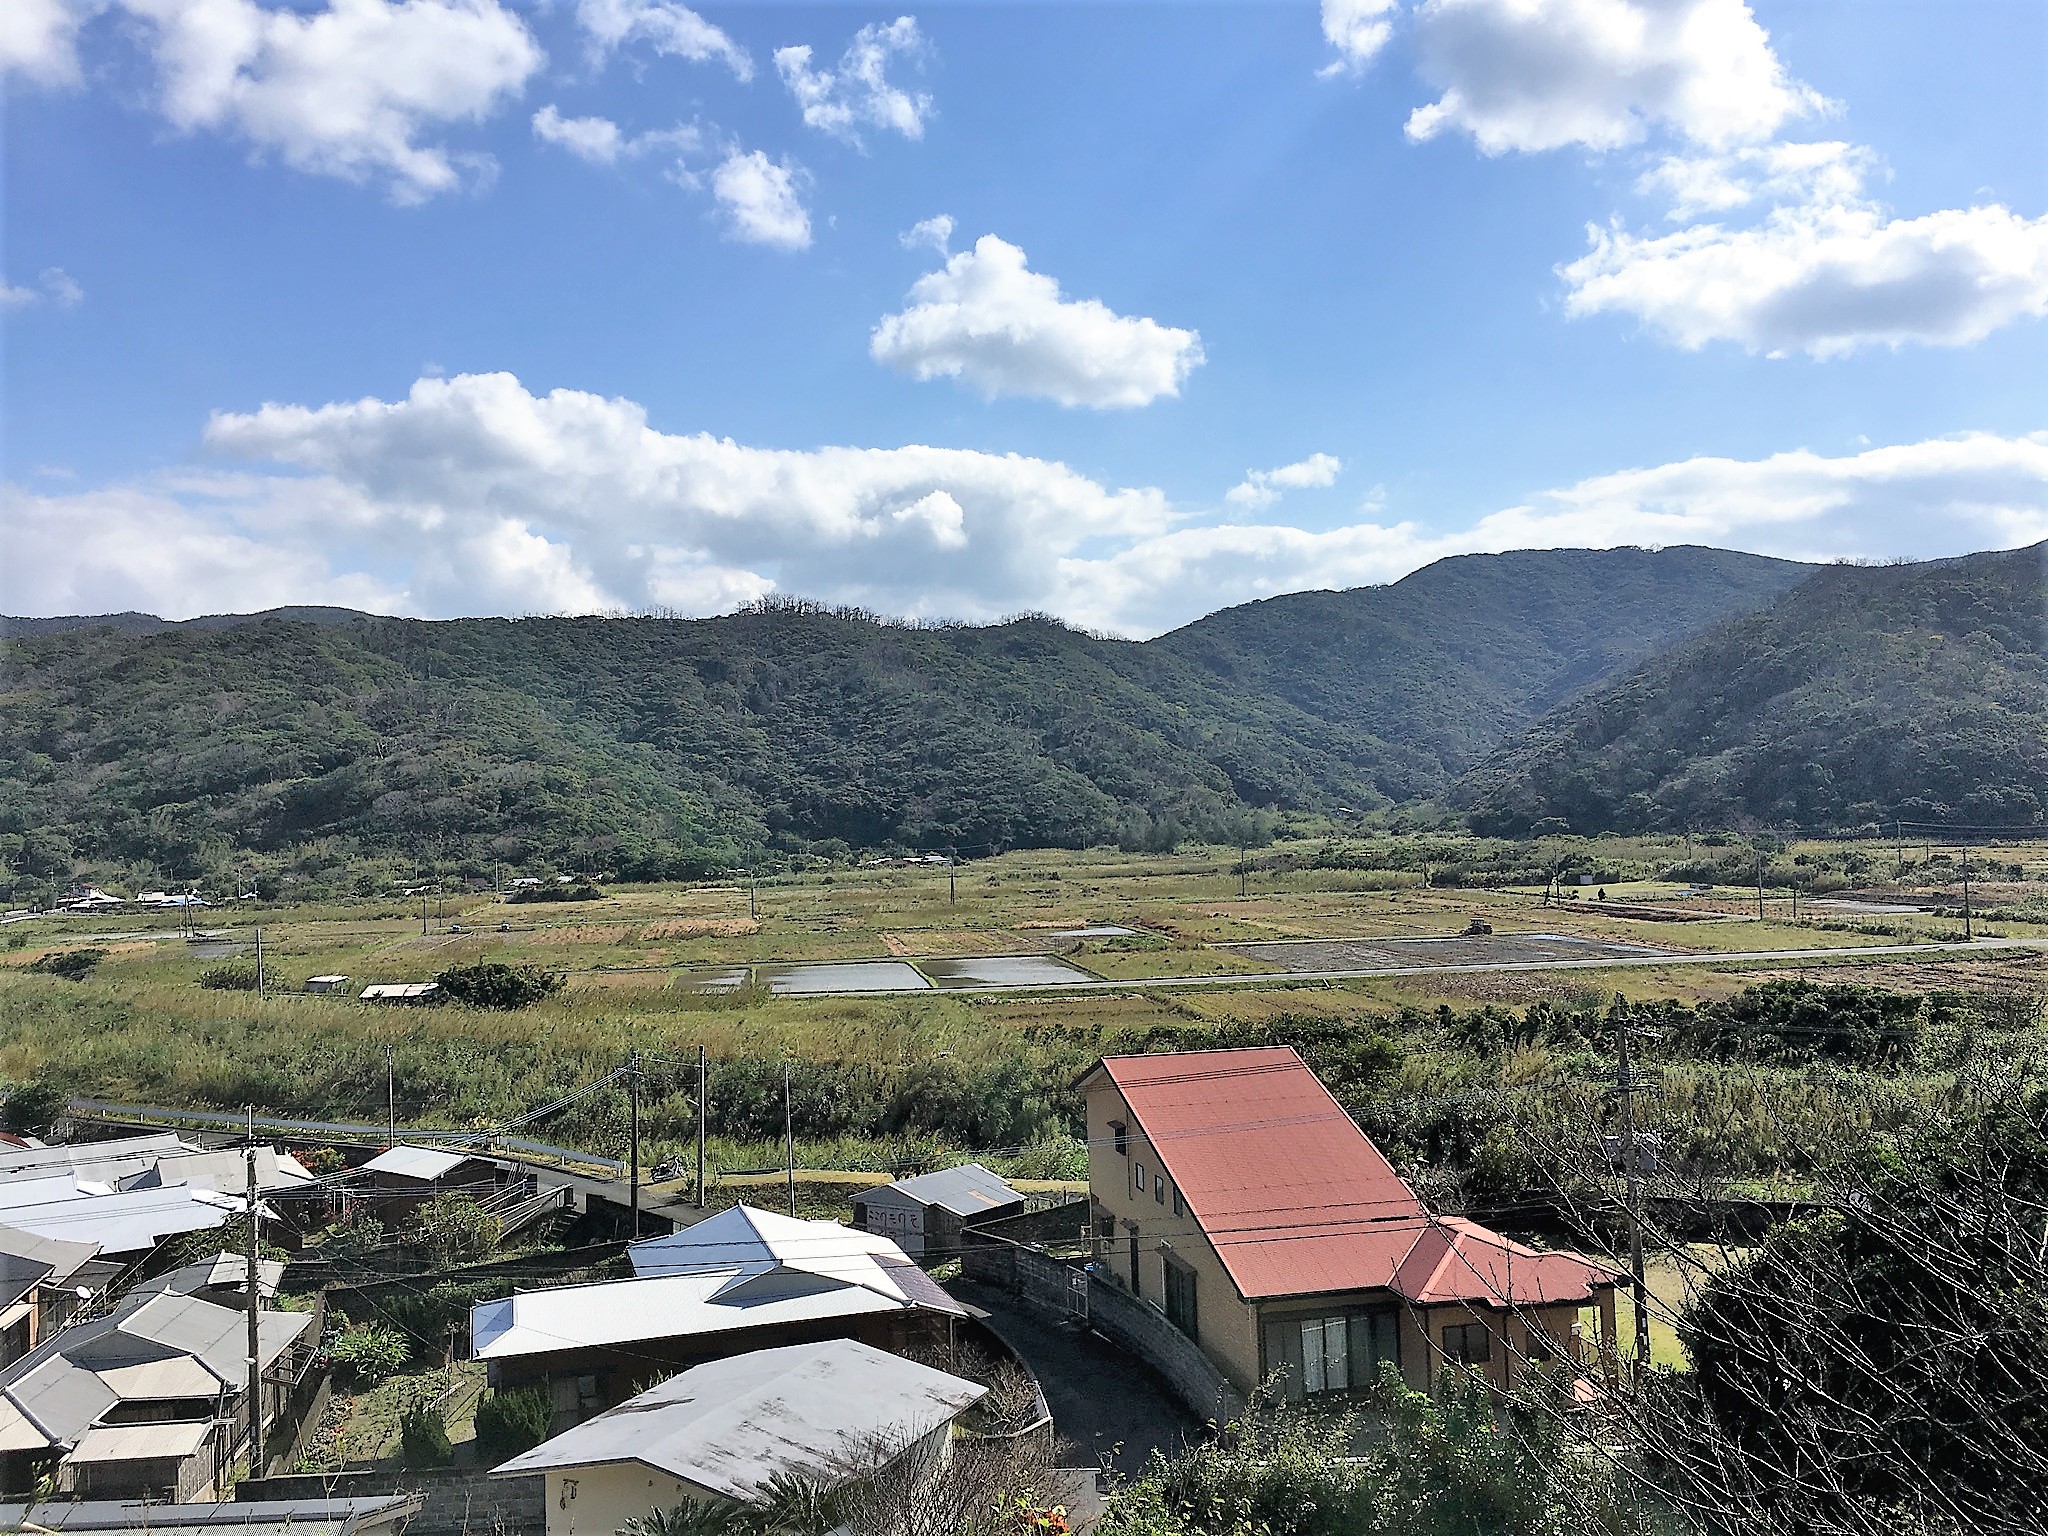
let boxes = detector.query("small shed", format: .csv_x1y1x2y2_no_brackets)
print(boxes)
304,976,349,995
850,1163,1023,1260
357,982,440,1005
356,1144,513,1214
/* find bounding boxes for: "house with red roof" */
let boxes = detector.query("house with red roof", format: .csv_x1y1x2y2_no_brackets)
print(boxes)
1077,1046,1619,1401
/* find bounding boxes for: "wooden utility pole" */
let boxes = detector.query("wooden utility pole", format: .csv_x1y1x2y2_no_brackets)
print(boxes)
1755,856,1766,919
947,849,956,906
1961,848,1973,940
1238,840,1248,899
749,868,758,922
1612,1011,1652,1380
254,926,264,997
627,1051,642,1239
243,1110,265,1476
696,1044,708,1210
783,1064,796,1218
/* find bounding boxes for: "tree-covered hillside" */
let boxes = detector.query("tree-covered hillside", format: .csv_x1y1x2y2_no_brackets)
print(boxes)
0,545,1817,893
1462,542,2048,835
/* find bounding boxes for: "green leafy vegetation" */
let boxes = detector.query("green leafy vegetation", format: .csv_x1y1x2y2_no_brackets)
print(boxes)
326,1320,412,1387
198,963,261,990
1466,542,2048,835
436,961,563,1009
398,1401,453,1468
473,1385,553,1463
25,947,103,980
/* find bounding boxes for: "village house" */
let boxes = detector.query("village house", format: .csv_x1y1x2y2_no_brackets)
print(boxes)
0,1285,315,1501
849,1163,1024,1261
1078,1047,1619,1402
0,1226,101,1367
491,1339,987,1536
471,1205,966,1428
354,1144,519,1218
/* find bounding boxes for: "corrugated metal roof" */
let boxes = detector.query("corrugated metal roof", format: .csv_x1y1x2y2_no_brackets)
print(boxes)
0,1223,101,1290
870,1163,1021,1218
493,1339,985,1501
358,983,441,1001
95,1358,225,1402
0,1137,191,1181
362,1144,480,1182
0,1181,250,1258
67,1420,213,1463
0,1496,422,1536
133,1253,286,1301
1093,1049,1612,1307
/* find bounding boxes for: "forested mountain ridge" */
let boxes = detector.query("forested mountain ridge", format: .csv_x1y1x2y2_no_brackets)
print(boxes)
1461,541,2048,835
0,546,1807,890
1157,544,1812,786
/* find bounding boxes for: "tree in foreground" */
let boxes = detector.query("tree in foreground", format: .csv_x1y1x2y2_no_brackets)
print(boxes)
1643,1071,2048,1536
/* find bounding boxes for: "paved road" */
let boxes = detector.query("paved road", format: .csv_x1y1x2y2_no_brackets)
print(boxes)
953,1278,1200,1478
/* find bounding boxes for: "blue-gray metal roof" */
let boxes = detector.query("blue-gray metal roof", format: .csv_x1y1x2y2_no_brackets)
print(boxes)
868,1162,1021,1218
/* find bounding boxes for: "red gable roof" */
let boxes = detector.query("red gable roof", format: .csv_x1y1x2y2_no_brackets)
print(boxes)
1092,1047,1613,1306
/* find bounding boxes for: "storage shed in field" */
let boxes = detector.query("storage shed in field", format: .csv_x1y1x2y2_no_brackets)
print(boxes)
849,1163,1023,1260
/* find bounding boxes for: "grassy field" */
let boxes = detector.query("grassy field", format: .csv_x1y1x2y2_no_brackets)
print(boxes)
2,833,2042,1190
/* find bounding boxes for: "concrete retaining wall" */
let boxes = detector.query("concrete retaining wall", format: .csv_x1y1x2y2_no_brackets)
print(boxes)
1083,1276,1244,1426
240,1469,545,1536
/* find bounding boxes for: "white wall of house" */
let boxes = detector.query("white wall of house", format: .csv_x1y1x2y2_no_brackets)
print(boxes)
541,1464,718,1536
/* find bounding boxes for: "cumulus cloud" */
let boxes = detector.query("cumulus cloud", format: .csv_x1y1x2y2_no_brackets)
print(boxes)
775,16,931,147
1,0,89,84
11,374,2039,636
900,213,954,254
1,267,86,308
1562,190,2048,357
1405,0,1825,155
1319,0,1401,74
119,0,542,203
710,149,812,249
532,105,702,166
871,235,1204,409
575,0,750,80
1226,454,1343,510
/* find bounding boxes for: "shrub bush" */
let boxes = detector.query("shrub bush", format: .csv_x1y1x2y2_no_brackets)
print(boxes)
26,948,104,981
435,962,563,1010
475,1385,554,1462
0,1080,67,1136
327,1320,411,1387
198,964,260,991
399,1402,452,1468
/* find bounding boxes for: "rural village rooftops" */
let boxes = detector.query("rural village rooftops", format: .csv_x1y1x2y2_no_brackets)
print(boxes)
492,1338,986,1502
1085,1047,1614,1306
131,1251,287,1301
0,1495,424,1536
868,1162,1020,1217
473,1206,962,1363
0,1290,312,1451
0,1178,256,1259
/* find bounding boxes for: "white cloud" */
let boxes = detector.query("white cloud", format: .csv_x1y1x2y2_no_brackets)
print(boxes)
870,235,1205,409
1226,453,1344,509
1562,194,2048,358
1,267,86,308
575,0,750,81
1,0,89,84
120,0,543,203
774,16,931,147
900,213,954,255
1635,139,1873,221
1405,0,1825,155
7,379,2042,634
710,149,812,249
1319,0,1401,75
532,105,703,166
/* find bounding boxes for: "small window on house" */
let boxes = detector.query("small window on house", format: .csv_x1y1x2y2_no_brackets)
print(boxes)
1154,1173,1165,1204
1444,1322,1492,1366
1110,1119,1128,1156
1172,1185,1184,1217
1134,1160,1146,1192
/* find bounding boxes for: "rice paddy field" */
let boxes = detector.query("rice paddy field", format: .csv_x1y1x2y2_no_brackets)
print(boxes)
3,831,2044,1199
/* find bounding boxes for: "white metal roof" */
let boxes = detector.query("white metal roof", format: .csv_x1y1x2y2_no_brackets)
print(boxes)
0,1136,192,1181
0,1223,101,1287
67,1420,214,1464
361,1144,481,1182
493,1339,985,1501
134,1252,287,1301
866,1163,1021,1218
0,1181,249,1257
627,1204,913,1287
0,1496,422,1536
358,983,441,1001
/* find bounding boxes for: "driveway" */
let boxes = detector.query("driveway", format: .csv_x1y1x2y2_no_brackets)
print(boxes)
952,1278,1202,1478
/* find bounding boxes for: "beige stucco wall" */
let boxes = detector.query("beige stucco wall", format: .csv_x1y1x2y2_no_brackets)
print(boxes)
1085,1079,1262,1391
542,1463,718,1536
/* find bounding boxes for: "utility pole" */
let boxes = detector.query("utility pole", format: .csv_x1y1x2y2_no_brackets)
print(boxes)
749,867,758,923
420,886,428,936
1238,839,1248,899
783,1063,796,1219
1961,848,1973,940
1755,856,1766,919
386,1046,396,1138
243,1109,265,1477
1611,1007,1652,1381
254,926,264,997
696,1044,708,1211
627,1051,641,1239
947,848,956,906
1892,820,1903,873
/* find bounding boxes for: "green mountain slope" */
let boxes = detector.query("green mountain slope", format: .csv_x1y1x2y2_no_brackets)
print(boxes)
1154,545,1811,796
0,546,1814,890
1461,542,2048,834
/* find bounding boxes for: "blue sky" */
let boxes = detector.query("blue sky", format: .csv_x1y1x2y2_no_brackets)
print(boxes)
4,0,2046,632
